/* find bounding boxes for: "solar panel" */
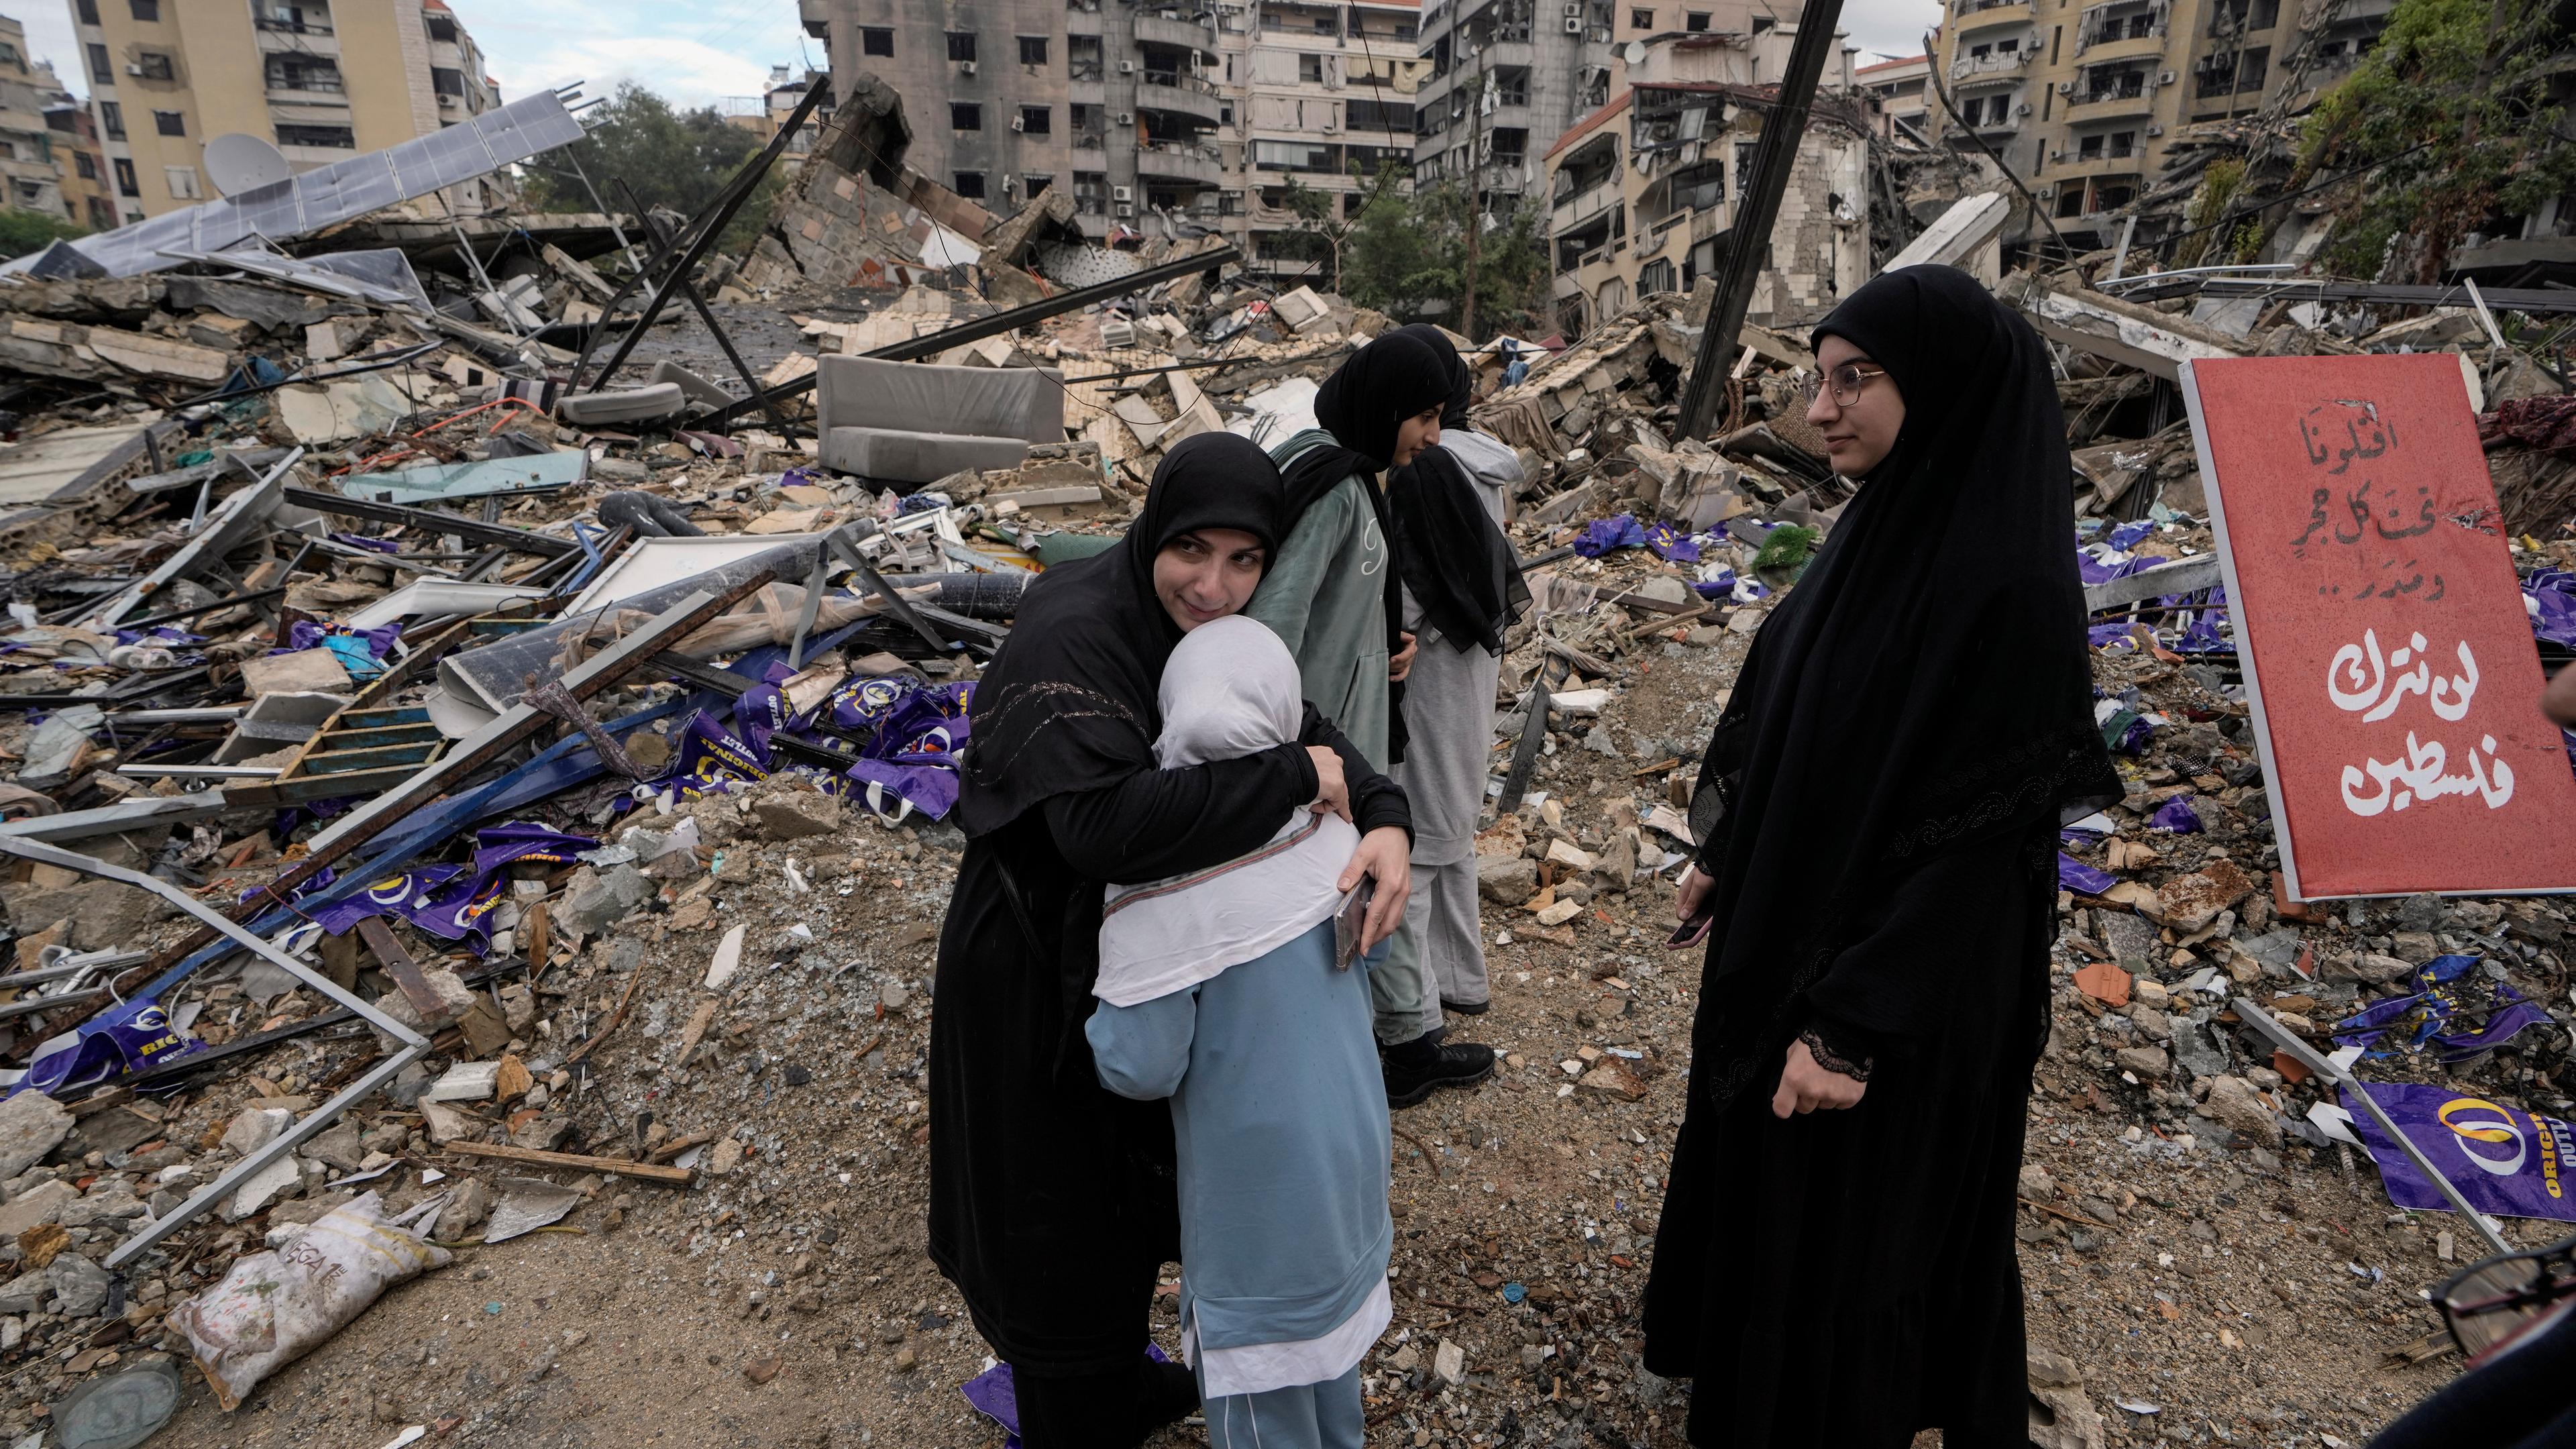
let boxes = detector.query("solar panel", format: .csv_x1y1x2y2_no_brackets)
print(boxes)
48,91,587,279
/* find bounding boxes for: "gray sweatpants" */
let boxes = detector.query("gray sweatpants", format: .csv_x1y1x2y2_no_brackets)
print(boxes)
1380,619,1500,1044
1201,1363,1364,1449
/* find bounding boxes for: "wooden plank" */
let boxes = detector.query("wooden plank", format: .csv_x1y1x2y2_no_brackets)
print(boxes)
281,486,580,556
355,916,451,1024
443,1140,695,1185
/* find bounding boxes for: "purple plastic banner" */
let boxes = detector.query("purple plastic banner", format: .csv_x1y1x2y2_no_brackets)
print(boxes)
5,995,200,1099
2332,954,2549,1063
2341,1081,2576,1222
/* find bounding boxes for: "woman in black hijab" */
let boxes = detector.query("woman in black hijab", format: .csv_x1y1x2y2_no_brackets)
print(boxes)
930,432,1413,1448
1248,324,1501,1107
1379,331,1529,1053
1640,266,2120,1448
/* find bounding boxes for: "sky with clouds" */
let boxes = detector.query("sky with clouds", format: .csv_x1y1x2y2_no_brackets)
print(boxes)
9,0,1940,113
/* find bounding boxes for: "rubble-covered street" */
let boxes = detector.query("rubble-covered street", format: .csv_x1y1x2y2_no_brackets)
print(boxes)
0,37,2563,1449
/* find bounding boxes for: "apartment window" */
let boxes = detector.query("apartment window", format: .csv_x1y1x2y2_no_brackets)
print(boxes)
73,151,95,179
1024,172,1054,197
163,164,199,199
85,44,109,85
1018,35,1048,64
1685,10,1710,29
2110,128,2135,154
1631,7,1652,25
98,101,123,141
275,123,356,148
952,103,982,130
2096,182,2134,208
85,196,113,228
946,31,977,62
0,42,15,65
2057,187,2084,217
152,109,182,136
1020,105,1051,133
1300,53,1324,82
0,141,13,160
432,67,465,96
953,170,987,198
2236,46,2268,90
135,52,174,81
2251,0,2279,24
268,55,343,91
2078,131,2102,158
76,0,99,22
2195,54,2233,95
1071,101,1098,133
1639,257,1676,294
112,157,136,196
862,27,894,56
1313,13,1334,31
129,0,159,18
425,13,458,42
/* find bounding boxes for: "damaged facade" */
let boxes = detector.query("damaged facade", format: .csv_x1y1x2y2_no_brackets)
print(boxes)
1542,30,1870,335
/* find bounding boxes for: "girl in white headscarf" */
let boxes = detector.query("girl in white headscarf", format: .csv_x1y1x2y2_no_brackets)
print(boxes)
1088,614,1397,1449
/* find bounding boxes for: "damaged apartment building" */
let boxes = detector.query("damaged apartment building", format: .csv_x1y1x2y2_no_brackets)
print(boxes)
798,0,1429,283
1931,0,2394,247
1540,19,1870,336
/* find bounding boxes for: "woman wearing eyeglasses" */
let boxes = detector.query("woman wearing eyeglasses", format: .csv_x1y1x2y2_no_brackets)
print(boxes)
1640,265,2121,1448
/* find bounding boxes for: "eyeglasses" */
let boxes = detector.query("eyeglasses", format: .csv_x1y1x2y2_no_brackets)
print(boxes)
2433,1231,2576,1366
1796,363,1888,408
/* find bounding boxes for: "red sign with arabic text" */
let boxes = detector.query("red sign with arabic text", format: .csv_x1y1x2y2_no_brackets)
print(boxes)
2180,354,2576,898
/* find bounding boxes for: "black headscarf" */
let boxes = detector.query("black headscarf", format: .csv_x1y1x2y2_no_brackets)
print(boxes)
955,431,1285,839
1274,325,1458,765
1682,264,2119,1110
1386,327,1531,655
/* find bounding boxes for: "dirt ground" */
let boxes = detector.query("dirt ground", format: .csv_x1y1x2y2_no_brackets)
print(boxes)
106,606,2542,1449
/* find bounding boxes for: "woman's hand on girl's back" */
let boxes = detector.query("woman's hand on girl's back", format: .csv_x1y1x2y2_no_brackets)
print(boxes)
1306,746,1352,821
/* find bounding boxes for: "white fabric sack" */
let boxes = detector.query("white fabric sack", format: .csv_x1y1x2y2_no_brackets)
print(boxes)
1096,615,1356,1007
168,1191,450,1410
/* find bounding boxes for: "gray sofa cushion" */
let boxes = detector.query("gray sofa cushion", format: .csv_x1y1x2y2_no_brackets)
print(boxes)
558,382,685,426
822,427,1034,483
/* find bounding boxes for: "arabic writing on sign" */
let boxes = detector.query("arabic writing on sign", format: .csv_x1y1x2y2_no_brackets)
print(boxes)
2327,631,2512,816
2298,398,2398,476
2326,629,2479,724
2288,398,2449,602
2339,732,2516,816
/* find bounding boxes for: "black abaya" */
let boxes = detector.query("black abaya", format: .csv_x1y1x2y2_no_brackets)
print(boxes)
1641,266,2120,1447
928,434,1411,1391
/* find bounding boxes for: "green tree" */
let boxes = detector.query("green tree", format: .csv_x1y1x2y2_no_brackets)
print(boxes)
2301,0,2576,280
0,208,85,262
526,83,783,255
1341,182,1549,341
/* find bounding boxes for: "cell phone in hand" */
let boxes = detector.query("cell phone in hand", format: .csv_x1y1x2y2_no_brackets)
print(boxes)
1334,877,1377,969
1665,914,1713,951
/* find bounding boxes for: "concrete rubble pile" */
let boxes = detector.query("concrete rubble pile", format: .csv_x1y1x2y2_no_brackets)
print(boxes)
0,87,2560,1449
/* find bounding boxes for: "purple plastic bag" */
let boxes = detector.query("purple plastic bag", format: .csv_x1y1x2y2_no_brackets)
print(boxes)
2333,955,2549,1062
2340,1082,2576,1223
961,1344,1173,1447
1643,521,1700,564
2057,852,2118,896
1574,513,1648,558
6,995,201,1099
2107,519,2157,550
2528,569,2576,649
2149,795,2203,833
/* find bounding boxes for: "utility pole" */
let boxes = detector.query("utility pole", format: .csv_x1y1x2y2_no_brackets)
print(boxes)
1674,0,1847,439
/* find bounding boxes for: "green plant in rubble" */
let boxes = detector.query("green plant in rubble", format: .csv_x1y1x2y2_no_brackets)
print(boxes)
2302,0,2576,280
1752,524,1819,574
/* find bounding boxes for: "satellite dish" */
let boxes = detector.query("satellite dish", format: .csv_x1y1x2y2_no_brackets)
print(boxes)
1624,40,1648,63
203,133,291,197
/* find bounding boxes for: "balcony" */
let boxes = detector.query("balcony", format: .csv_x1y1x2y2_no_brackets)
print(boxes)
2074,0,2170,52
1949,48,2034,80
1138,142,1222,186
1133,13,1221,55
1942,113,2022,138
1953,0,2035,32
2047,144,2143,175
2065,79,2157,117
1550,176,1621,234
254,15,333,35
1135,76,1224,125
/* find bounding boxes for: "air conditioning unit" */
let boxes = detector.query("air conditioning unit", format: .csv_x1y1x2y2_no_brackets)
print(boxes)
962,60,978,74
1563,2,1580,14
438,93,458,107
1011,115,1026,130
2157,68,2174,83
1120,59,1136,72
2056,79,2075,93
1564,16,1583,30
1115,111,1134,123
2037,184,2055,198
2015,101,2033,115
1114,184,1134,200
123,63,144,76
1116,201,1135,215
2145,121,2163,134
